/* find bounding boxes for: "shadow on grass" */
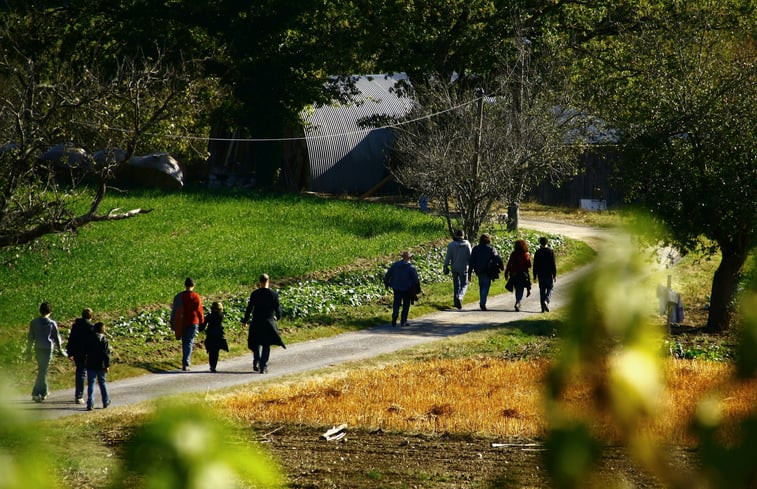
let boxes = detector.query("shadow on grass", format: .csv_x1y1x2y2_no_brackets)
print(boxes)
505,318,560,337
130,361,178,374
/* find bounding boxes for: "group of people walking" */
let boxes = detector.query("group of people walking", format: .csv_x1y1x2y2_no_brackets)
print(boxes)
27,272,286,408
28,236,555,407
169,274,286,375
383,231,558,326
443,231,557,313
27,303,110,410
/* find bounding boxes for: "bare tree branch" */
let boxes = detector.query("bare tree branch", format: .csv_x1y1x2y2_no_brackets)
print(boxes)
390,45,584,238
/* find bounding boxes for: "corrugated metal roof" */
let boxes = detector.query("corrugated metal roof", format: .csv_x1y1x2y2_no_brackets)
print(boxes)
302,74,413,194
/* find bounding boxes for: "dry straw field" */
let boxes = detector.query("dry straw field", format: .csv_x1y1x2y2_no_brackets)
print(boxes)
218,357,757,446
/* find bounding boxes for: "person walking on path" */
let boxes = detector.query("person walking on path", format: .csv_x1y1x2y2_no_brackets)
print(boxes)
242,274,286,374
84,322,110,411
505,239,532,312
170,277,205,371
384,251,421,326
532,236,557,312
27,302,66,402
468,234,502,311
67,308,94,404
200,301,228,372
444,230,472,309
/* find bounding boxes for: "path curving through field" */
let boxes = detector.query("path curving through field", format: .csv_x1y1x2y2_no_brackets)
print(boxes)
15,219,612,419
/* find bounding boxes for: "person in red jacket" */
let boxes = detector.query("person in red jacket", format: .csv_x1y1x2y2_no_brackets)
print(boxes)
170,277,204,371
504,239,532,312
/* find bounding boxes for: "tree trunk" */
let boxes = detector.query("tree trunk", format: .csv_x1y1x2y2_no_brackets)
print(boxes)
705,245,748,333
507,203,520,231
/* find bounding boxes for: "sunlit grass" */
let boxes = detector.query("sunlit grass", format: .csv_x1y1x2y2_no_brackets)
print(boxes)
220,357,548,437
1,188,595,391
0,188,444,330
216,357,757,446
520,202,628,228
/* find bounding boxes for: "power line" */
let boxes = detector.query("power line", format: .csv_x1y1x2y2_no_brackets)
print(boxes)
70,96,482,144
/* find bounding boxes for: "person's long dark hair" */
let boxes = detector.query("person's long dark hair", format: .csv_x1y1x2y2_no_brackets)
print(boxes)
513,239,528,254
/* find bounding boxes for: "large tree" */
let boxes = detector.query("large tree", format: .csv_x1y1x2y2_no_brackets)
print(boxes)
390,45,583,239
558,1,756,331
154,0,371,186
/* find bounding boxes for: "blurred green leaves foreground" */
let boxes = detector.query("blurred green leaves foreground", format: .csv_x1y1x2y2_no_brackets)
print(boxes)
544,230,757,489
0,397,283,489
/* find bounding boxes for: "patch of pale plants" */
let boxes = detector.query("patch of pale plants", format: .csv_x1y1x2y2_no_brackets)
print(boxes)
217,357,757,445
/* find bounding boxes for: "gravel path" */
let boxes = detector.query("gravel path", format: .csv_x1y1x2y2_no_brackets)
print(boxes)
14,219,610,419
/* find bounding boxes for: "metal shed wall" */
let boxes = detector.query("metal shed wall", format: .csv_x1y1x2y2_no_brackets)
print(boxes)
302,74,413,194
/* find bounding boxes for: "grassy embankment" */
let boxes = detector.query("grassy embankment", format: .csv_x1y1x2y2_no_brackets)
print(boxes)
0,189,592,393
0,189,441,386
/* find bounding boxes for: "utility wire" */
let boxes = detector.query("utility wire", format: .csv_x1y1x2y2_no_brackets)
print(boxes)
71,96,482,143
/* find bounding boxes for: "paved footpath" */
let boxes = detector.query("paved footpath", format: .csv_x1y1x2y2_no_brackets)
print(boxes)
14,220,609,420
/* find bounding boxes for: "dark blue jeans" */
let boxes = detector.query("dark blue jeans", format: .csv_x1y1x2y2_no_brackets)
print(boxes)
73,355,86,400
515,286,526,302
181,324,199,368
86,368,109,408
392,289,412,324
452,271,469,301
539,285,553,308
476,274,491,308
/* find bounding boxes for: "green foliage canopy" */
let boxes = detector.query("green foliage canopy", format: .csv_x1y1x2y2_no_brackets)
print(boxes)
552,0,756,331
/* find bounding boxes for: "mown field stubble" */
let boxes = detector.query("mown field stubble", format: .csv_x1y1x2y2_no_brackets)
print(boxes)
196,352,753,488
218,357,757,445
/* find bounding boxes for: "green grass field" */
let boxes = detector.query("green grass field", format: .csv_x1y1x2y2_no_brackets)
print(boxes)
0,188,444,329
0,189,595,390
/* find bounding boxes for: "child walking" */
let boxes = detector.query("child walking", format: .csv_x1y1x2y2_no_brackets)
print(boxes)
201,301,228,372
84,322,111,411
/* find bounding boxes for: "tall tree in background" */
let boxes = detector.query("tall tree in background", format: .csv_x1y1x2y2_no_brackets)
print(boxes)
390,42,583,239
558,1,756,332
171,0,369,187
354,0,576,86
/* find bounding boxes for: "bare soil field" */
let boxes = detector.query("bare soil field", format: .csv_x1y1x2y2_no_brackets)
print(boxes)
252,423,701,488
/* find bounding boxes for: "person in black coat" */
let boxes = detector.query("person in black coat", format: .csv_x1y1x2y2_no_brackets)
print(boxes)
67,308,94,404
383,250,421,327
200,301,228,372
242,274,286,374
532,236,557,312
84,322,110,411
468,234,502,311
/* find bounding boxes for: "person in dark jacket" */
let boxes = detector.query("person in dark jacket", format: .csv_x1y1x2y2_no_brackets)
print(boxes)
242,274,286,374
84,322,110,411
27,302,66,402
67,308,94,404
384,250,421,327
468,234,502,311
532,236,557,312
505,239,532,312
443,230,472,309
200,301,228,372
